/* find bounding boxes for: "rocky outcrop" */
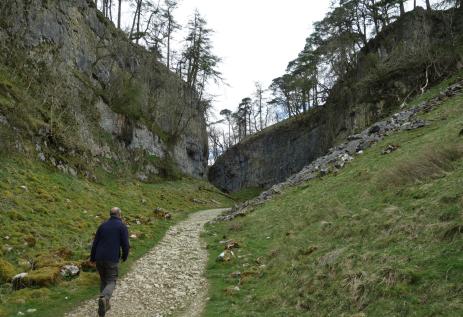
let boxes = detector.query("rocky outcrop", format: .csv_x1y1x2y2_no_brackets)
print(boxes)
216,80,463,221
209,111,326,192
209,7,463,192
0,0,207,178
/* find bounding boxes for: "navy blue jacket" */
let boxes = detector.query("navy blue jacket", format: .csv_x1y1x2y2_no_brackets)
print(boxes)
90,216,130,263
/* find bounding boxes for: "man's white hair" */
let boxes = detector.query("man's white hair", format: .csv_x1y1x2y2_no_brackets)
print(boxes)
110,207,121,217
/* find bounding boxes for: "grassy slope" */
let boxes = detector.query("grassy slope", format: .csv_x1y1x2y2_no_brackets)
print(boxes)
0,155,232,317
204,87,463,316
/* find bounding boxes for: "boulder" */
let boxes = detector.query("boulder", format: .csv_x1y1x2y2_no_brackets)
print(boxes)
153,207,172,220
60,265,80,279
12,273,28,291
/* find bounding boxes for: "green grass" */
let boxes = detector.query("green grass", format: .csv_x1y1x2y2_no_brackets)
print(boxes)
203,88,463,316
0,155,232,317
229,187,263,203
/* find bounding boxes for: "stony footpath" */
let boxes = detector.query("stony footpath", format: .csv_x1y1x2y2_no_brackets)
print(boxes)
66,208,228,317
217,80,463,221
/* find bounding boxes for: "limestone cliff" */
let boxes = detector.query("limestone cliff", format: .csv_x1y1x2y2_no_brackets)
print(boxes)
210,8,463,192
0,0,208,179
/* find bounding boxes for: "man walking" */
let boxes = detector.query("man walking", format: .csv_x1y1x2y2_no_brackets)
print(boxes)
90,207,130,317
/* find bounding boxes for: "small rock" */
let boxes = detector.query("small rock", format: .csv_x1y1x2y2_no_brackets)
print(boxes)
38,152,46,162
230,271,241,278
3,245,13,252
0,115,8,125
382,144,400,155
191,198,207,204
137,174,148,182
369,125,381,134
217,250,235,262
130,234,138,239
60,265,80,279
319,166,330,176
68,167,77,177
19,185,28,191
153,207,172,220
17,312,25,316
26,308,37,313
224,285,240,295
221,240,240,250
12,272,28,291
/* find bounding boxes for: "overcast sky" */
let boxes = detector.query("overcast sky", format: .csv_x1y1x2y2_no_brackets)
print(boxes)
122,1,332,119
175,0,331,120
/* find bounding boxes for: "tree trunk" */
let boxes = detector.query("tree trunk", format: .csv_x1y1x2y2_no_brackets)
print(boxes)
426,0,431,11
117,0,121,29
414,0,416,9
129,0,141,41
167,18,172,69
136,1,141,44
399,1,405,15
109,0,113,21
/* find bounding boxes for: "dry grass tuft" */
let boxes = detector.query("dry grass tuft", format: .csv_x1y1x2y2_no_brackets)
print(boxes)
24,266,61,287
380,144,463,187
343,271,370,309
442,224,463,240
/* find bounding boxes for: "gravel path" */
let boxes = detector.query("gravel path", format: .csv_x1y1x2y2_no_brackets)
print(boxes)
66,208,228,317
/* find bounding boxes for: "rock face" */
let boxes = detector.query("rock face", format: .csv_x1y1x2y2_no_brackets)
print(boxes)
0,0,207,178
210,111,325,191
209,8,463,192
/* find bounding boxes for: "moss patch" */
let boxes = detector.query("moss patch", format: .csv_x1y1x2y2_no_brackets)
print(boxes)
0,259,16,283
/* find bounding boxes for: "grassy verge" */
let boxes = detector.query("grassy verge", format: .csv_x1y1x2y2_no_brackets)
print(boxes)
228,187,263,203
203,88,463,316
0,155,232,317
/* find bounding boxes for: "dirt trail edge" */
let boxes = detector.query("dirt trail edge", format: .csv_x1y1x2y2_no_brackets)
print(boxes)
66,208,229,317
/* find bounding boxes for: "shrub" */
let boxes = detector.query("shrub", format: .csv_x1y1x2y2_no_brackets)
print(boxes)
106,71,145,120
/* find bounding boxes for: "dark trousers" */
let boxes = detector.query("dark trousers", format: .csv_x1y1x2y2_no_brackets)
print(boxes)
96,261,119,300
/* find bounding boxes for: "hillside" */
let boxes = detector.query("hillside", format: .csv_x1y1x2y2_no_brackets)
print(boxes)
0,153,232,317
203,75,463,315
209,7,463,193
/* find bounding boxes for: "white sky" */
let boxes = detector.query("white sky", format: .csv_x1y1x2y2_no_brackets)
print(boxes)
174,0,332,120
121,0,331,120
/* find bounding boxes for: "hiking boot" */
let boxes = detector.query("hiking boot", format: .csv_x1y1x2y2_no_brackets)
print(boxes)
98,296,107,317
